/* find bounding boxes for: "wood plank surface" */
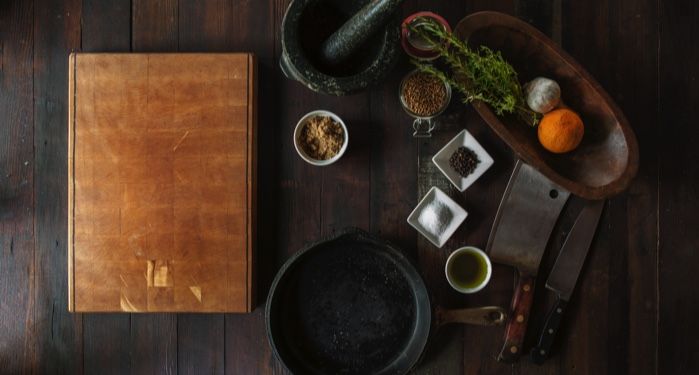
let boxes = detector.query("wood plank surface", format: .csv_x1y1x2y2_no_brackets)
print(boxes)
658,0,699,373
32,0,84,374
0,0,695,374
0,0,35,373
555,2,658,374
131,314,177,374
214,0,284,373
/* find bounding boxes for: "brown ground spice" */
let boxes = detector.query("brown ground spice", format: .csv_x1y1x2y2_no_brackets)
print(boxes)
300,116,344,160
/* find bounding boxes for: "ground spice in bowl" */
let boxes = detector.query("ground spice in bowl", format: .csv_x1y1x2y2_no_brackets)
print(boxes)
449,146,480,177
400,71,449,117
299,115,345,160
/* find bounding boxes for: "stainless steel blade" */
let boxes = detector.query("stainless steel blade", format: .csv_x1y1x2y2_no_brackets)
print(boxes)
486,160,570,275
546,199,605,301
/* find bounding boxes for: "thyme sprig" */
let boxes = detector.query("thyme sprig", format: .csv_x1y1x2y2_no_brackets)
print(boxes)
409,18,540,126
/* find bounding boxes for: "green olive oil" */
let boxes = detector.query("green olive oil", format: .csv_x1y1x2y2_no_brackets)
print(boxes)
448,250,489,289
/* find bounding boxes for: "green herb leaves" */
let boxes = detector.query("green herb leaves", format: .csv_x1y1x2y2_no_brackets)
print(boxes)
409,18,540,126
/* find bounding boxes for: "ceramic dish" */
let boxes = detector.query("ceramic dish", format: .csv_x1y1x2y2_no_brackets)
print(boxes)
432,129,494,192
293,110,348,166
407,187,468,248
445,246,492,294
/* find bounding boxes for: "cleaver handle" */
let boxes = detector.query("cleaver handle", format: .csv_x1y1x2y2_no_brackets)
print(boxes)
497,272,536,363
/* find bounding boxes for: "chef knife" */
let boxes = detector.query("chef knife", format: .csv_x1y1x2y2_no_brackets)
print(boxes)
530,199,605,364
486,160,570,363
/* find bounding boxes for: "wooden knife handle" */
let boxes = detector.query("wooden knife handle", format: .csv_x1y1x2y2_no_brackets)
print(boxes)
497,273,536,363
436,306,507,327
530,297,567,364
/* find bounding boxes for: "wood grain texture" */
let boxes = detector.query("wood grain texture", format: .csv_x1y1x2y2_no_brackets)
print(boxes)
132,0,178,52
0,0,693,373
131,314,178,374
82,0,131,52
83,314,131,374
205,0,285,373
178,314,225,374
658,0,699,373
0,0,35,373
33,0,84,373
553,1,659,375
68,53,256,313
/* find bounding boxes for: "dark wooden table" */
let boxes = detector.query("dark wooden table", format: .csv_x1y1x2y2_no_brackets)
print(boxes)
1,0,696,374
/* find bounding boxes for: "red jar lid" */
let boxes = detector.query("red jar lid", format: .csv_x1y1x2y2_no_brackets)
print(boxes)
401,12,452,61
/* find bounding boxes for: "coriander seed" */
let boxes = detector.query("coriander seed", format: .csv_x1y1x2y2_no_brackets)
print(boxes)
401,71,449,117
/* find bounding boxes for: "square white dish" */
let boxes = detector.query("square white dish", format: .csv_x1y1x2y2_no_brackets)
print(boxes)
407,187,468,248
432,129,494,192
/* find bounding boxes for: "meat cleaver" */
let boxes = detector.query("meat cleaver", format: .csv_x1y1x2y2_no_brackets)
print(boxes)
486,160,570,363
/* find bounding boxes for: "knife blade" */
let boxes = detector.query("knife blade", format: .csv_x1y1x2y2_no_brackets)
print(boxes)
486,160,570,363
530,199,605,364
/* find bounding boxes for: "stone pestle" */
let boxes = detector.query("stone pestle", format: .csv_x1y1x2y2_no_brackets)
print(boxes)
320,0,405,66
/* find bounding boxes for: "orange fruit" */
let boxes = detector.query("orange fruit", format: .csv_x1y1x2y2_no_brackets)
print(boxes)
537,109,584,153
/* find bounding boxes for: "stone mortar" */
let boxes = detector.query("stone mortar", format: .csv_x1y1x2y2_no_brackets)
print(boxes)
280,0,400,96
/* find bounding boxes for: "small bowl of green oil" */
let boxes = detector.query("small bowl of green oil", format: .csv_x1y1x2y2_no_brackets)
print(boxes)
445,246,492,294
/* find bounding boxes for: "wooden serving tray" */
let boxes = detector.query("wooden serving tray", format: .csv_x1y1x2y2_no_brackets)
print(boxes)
455,12,639,199
68,53,256,313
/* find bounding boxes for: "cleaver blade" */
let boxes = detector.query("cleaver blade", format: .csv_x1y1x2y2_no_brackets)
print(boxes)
486,160,570,363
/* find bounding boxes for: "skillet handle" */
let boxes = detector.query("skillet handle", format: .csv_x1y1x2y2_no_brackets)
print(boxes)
497,273,536,363
436,306,507,326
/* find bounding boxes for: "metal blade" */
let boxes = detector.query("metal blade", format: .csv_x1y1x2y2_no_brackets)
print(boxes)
487,161,570,275
546,199,605,301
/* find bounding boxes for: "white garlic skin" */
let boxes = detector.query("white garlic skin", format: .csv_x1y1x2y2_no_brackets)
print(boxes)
524,77,561,114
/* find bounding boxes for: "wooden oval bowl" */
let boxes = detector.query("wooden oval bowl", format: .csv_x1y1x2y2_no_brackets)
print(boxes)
454,12,639,199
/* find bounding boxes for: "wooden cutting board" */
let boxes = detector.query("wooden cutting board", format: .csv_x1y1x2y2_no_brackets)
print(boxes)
68,53,256,313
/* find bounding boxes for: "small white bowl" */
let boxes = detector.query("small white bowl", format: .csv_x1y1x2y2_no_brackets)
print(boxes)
407,187,468,248
432,129,494,192
445,246,492,294
293,110,348,166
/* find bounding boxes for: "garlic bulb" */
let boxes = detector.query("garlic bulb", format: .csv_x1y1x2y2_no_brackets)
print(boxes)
524,77,561,114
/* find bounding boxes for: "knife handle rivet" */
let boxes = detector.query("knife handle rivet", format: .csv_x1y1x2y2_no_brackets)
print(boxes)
556,308,563,313
523,284,531,292
548,328,554,334
510,346,518,354
516,314,525,323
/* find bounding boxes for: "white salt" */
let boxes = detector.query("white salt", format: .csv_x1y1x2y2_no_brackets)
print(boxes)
418,200,453,238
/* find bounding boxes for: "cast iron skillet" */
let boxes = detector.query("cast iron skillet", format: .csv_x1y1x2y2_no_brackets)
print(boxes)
266,228,506,375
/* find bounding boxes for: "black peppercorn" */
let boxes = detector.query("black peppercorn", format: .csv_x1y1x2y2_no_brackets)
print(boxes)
449,146,480,177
